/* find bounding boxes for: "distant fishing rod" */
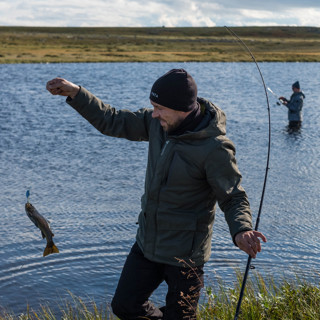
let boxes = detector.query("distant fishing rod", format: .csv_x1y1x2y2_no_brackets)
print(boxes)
267,87,285,105
224,26,271,320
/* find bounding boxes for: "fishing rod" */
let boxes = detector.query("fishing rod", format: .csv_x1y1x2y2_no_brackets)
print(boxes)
267,87,285,105
224,26,271,320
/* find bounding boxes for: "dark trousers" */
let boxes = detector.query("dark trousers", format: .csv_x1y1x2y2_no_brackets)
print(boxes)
288,121,302,130
111,242,204,320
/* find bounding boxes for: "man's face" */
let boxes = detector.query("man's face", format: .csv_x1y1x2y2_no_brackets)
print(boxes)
292,86,299,93
151,101,190,132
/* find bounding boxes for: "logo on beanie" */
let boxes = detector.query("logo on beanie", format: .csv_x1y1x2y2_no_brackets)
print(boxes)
150,91,159,99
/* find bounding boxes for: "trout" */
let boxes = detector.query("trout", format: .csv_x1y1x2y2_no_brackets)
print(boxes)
25,202,59,257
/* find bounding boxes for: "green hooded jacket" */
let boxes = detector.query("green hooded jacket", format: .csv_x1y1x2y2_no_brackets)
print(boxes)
67,87,253,267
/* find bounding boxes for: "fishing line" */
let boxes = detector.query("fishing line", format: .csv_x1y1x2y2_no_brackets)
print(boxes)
224,28,281,107
224,26,271,320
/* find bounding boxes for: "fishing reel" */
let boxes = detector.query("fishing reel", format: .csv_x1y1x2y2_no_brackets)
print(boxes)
277,96,288,105
277,97,286,105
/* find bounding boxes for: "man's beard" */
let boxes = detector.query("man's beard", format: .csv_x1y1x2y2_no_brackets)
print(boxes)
160,118,184,133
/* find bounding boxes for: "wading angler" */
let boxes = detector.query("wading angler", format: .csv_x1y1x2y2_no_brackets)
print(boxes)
46,68,267,320
279,81,305,131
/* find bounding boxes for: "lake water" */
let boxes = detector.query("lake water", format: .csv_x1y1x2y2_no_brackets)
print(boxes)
0,62,319,316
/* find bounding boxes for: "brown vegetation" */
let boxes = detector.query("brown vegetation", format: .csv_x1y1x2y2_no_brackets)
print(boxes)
1,26,320,63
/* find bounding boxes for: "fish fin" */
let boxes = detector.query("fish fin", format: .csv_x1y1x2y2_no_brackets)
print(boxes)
52,244,59,254
43,243,59,257
41,231,46,239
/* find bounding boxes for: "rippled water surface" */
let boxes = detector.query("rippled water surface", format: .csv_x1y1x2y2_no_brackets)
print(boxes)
1,62,319,315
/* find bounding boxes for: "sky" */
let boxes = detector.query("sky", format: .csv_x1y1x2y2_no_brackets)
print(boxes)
1,0,320,27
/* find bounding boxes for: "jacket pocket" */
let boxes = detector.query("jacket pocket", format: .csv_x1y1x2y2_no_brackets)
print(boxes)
156,211,197,258
157,210,197,231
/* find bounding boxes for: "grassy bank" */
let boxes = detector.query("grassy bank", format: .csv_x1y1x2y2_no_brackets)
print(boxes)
1,26,320,63
1,273,320,320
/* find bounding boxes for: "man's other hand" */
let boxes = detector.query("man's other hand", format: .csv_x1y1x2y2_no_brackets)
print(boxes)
46,78,80,99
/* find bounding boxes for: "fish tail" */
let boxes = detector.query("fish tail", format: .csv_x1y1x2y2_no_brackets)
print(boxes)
43,243,59,257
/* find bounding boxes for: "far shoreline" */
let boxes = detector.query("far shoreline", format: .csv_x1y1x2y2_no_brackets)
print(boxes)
1,26,320,63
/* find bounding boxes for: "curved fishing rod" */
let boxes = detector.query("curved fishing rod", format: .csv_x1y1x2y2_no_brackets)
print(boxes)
224,26,271,320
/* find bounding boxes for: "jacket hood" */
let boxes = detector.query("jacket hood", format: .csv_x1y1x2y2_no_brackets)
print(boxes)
172,97,227,140
293,91,306,99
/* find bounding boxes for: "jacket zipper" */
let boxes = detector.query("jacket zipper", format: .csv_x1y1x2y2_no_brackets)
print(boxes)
160,140,169,156
150,139,170,259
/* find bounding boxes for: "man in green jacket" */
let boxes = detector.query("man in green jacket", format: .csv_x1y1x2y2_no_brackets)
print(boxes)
47,69,266,320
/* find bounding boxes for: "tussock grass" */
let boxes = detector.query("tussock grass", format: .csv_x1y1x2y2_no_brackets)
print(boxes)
1,272,320,319
199,271,320,320
0,293,116,320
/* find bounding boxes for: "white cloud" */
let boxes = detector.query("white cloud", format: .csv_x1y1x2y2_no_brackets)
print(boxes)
0,0,320,26
240,9,277,20
155,1,217,27
290,7,320,26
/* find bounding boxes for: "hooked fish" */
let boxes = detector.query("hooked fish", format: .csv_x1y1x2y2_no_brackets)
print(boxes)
25,202,59,257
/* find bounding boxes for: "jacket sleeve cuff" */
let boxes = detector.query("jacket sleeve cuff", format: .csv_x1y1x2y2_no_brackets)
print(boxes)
66,85,82,103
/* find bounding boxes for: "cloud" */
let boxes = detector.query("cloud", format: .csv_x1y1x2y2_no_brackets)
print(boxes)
291,7,320,26
0,0,320,27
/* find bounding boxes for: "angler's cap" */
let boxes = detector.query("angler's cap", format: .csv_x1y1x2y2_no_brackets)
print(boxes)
292,81,300,89
149,69,198,112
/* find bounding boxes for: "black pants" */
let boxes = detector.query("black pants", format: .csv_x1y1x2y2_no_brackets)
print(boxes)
288,121,302,130
111,242,204,320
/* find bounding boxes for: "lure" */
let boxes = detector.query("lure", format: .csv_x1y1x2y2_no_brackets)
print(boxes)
26,189,31,203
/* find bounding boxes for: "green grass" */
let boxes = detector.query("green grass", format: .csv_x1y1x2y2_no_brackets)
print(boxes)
0,292,117,320
199,271,320,320
1,26,320,63
1,272,320,320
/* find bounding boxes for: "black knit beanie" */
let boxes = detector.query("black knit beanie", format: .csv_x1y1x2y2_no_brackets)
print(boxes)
149,69,198,112
292,81,300,89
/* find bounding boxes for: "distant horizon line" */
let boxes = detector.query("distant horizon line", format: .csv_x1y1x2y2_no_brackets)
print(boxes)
1,25,319,28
